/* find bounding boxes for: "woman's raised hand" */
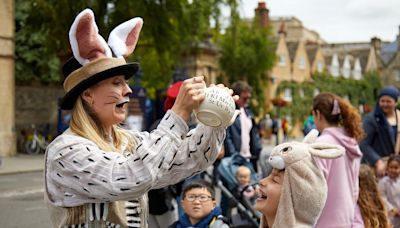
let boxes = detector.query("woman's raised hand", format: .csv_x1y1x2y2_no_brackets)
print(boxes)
171,76,207,122
171,76,239,123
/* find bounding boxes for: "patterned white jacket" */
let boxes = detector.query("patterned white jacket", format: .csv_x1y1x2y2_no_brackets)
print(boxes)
44,110,225,228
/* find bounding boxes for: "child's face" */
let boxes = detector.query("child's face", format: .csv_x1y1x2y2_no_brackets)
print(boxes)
255,169,284,220
387,160,400,179
237,169,251,186
181,187,216,224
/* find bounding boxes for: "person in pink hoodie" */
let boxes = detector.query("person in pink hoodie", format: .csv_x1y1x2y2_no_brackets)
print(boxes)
312,92,365,228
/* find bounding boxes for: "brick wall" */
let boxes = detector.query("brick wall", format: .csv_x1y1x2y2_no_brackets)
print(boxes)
15,85,64,152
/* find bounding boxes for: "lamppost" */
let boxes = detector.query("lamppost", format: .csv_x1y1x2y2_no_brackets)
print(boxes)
271,96,288,145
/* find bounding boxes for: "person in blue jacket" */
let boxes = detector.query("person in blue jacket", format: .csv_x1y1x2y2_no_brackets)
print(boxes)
223,81,262,170
169,181,229,228
360,86,400,177
221,81,262,217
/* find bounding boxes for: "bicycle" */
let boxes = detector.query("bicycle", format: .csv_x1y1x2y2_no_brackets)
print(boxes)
22,124,51,154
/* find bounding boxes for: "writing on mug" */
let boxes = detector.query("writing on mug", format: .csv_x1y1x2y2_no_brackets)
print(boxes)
206,89,235,114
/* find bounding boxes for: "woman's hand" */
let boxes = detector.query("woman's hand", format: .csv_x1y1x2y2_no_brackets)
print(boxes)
171,77,239,123
171,76,206,122
375,159,386,177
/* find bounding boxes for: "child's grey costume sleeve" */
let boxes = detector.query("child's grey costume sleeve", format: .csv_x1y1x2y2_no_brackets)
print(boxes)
45,110,225,207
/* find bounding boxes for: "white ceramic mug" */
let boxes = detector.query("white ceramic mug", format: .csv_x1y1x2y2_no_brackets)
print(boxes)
195,86,239,127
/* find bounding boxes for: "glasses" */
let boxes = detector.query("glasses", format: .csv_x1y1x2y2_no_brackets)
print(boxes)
185,194,213,202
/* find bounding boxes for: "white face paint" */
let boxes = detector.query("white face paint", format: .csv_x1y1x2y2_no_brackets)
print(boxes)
84,75,132,129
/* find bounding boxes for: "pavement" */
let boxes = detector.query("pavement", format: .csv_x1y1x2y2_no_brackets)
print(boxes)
0,154,45,175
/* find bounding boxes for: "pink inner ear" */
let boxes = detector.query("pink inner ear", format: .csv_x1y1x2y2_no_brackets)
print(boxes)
76,14,107,61
124,22,141,55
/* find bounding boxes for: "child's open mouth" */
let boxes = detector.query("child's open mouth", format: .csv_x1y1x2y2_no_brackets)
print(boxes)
260,193,267,199
258,190,267,200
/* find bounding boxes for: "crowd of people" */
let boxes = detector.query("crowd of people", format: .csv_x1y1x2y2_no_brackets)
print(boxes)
44,8,400,228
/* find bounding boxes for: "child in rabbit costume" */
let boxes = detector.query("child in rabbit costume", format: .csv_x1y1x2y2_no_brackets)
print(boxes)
44,9,235,228
255,129,344,228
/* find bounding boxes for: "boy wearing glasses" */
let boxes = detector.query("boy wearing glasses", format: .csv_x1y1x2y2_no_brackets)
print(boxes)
169,181,230,228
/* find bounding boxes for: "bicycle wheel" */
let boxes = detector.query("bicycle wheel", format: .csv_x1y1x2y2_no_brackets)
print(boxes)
24,140,40,154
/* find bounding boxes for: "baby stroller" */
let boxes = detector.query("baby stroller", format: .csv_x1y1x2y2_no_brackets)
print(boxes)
217,154,261,227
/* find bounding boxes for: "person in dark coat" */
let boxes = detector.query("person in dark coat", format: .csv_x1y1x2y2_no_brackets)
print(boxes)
223,81,262,170
360,86,400,177
221,81,262,216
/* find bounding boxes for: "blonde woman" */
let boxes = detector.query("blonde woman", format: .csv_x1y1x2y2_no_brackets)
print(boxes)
44,9,234,228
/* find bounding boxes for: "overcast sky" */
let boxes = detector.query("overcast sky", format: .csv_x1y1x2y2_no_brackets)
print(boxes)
237,0,400,43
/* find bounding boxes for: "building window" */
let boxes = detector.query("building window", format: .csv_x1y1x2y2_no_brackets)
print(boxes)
284,88,292,101
299,89,304,98
270,75,276,84
396,70,400,82
299,57,305,69
352,58,362,80
330,54,340,77
279,54,286,66
317,61,324,72
341,55,351,78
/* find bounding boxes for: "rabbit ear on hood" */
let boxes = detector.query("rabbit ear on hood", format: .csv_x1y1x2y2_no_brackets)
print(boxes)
302,129,344,159
309,143,344,159
302,129,319,144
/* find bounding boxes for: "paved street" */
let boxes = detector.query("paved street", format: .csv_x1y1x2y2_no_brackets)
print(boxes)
0,140,276,228
0,171,51,228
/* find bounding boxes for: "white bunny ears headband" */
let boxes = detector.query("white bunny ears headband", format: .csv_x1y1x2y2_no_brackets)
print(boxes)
60,9,143,110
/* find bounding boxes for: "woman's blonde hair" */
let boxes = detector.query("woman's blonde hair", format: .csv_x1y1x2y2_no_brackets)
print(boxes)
358,164,391,228
69,97,136,152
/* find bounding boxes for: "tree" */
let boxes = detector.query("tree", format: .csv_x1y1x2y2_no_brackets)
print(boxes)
15,0,225,96
276,72,383,123
15,0,110,84
218,6,276,115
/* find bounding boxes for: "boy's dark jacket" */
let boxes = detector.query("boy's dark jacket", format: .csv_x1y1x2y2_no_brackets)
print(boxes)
169,207,229,228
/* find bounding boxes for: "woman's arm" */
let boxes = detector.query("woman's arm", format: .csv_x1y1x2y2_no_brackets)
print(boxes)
46,110,224,206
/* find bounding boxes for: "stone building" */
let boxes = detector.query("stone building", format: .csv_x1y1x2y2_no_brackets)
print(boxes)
0,0,16,157
254,1,384,138
381,27,400,88
257,1,382,110
181,37,220,85
321,40,383,80
270,17,326,45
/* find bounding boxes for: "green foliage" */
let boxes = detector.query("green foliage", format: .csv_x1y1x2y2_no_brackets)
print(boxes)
15,0,109,84
276,72,383,122
15,0,224,93
15,0,61,83
218,12,276,115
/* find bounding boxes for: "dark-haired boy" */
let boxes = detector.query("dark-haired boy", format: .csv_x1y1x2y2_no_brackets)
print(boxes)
169,181,229,228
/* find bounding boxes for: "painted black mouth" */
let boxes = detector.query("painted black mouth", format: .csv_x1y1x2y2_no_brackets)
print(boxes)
116,100,129,108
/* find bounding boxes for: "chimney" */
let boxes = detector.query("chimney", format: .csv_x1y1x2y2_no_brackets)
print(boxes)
278,21,287,37
255,0,269,28
397,25,400,51
371,37,381,56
